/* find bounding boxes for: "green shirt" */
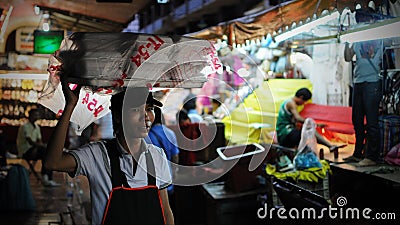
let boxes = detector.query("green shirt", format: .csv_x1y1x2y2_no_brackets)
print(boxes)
16,122,42,157
276,99,295,144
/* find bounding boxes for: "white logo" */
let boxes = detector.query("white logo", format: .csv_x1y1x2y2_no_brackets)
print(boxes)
336,196,347,207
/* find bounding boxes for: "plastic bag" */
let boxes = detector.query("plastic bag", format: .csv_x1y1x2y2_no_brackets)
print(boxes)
39,54,62,100
385,143,400,166
38,53,112,134
38,84,111,135
297,118,318,154
293,145,322,170
293,118,321,170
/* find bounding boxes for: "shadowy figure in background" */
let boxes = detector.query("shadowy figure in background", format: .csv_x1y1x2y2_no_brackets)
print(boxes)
343,8,383,166
276,88,339,151
16,108,59,187
0,129,18,160
0,129,7,166
211,98,222,114
182,93,203,123
45,81,174,225
176,108,191,126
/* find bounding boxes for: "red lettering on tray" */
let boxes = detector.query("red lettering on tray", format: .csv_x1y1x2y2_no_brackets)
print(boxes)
81,93,105,117
148,35,164,50
131,54,141,67
82,93,90,105
56,109,63,117
131,35,166,68
93,105,104,117
87,98,98,111
138,45,150,60
112,79,124,87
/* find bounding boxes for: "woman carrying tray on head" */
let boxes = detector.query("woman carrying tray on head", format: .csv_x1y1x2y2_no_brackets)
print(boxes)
44,78,174,225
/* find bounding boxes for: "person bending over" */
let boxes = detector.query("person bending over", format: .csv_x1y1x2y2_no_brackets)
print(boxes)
276,88,339,151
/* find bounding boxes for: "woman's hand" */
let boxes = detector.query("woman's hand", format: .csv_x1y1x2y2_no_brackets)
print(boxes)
60,76,80,107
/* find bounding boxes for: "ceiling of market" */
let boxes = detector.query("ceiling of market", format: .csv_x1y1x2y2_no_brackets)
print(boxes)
1,0,152,32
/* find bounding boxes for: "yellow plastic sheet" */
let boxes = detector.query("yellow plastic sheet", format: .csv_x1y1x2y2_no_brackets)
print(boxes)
222,79,312,145
266,160,331,183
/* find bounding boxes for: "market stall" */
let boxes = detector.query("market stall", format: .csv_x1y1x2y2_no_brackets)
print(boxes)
189,0,400,150
185,0,400,214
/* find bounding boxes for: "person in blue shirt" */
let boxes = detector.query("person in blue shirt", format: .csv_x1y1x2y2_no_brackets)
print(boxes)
183,93,203,123
343,8,383,166
146,106,179,213
146,107,179,194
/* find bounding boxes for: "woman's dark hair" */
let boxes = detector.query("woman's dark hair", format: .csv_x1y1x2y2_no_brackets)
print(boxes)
110,91,124,135
183,93,197,111
153,107,164,125
28,108,40,116
295,88,312,101
176,108,190,123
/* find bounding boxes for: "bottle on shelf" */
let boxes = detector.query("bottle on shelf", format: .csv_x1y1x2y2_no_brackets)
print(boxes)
66,178,74,209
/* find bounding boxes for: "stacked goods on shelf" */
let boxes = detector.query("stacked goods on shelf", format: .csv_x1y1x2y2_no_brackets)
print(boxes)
0,78,57,127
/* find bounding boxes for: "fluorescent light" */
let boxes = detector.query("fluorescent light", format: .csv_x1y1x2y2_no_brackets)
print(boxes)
0,73,48,80
274,11,340,43
0,6,13,42
150,87,173,92
340,17,400,43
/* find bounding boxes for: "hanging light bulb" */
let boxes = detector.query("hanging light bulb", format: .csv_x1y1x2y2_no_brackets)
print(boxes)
43,12,49,19
42,12,50,31
34,5,40,15
42,21,50,31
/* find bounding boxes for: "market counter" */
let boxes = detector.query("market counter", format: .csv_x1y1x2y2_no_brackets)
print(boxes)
201,182,268,225
330,162,400,210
